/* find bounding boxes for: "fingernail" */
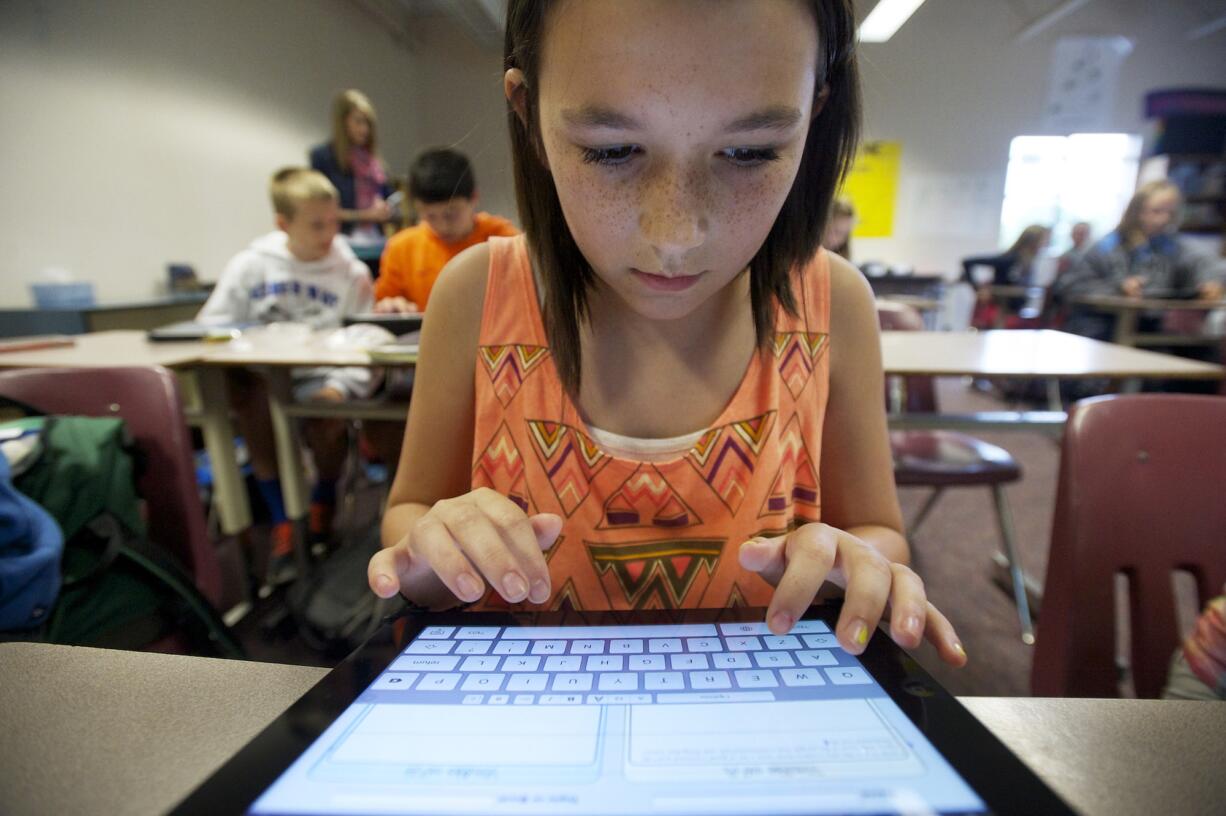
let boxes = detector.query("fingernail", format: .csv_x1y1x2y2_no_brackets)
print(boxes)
502,572,528,600
456,573,482,601
770,611,793,633
852,620,869,648
375,574,395,595
530,579,551,604
954,641,967,659
903,615,920,637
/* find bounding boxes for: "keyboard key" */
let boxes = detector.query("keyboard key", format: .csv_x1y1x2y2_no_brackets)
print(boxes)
540,694,583,704
719,622,772,636
790,620,832,634
796,650,838,667
669,653,710,671
629,654,665,671
586,655,624,672
688,671,732,689
571,640,605,654
513,694,536,704
826,667,872,685
390,655,460,672
371,672,419,690
488,694,510,705
459,656,500,672
405,640,454,655
587,693,651,704
685,637,722,652
454,640,492,655
492,640,529,655
501,656,541,672
418,673,460,691
418,626,454,639
725,636,762,652
762,635,802,650
552,673,593,691
544,656,581,672
462,694,484,704
713,652,751,669
780,668,826,687
644,671,685,690
531,640,567,655
456,627,500,639
649,638,682,653
802,633,841,650
505,674,548,692
734,670,778,689
461,673,505,692
656,691,775,703
753,651,796,668
597,672,639,691
610,639,643,654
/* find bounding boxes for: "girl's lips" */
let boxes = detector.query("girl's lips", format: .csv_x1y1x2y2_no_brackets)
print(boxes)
632,269,704,292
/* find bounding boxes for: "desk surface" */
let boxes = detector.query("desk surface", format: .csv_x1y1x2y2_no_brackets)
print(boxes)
1071,294,1226,311
0,330,206,369
1,642,1223,816
882,329,1224,379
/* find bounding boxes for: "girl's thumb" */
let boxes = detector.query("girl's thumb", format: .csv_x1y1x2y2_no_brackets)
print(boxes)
529,513,563,549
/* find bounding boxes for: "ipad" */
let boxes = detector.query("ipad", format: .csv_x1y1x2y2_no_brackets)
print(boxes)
173,606,1072,815
344,313,425,336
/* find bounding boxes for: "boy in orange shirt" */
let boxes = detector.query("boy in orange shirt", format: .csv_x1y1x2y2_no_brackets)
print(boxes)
374,148,518,313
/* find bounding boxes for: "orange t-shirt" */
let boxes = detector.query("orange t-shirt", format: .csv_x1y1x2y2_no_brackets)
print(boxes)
374,212,518,310
470,235,831,612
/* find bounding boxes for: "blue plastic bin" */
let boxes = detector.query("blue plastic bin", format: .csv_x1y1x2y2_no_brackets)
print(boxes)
30,282,96,309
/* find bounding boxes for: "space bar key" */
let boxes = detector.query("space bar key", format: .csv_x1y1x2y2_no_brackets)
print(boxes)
655,691,776,703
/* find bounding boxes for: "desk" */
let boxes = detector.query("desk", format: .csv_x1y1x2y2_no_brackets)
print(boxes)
0,293,209,338
1069,294,1226,348
0,330,251,535
1,642,1223,816
984,284,1045,327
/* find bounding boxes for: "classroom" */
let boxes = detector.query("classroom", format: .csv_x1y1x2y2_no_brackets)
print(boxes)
1,1,1224,814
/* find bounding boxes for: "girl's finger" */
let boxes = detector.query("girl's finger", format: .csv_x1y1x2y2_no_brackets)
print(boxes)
436,501,532,603
410,512,490,603
764,525,837,634
885,563,927,650
367,543,412,598
737,535,788,586
834,541,893,655
922,601,968,667
472,490,553,603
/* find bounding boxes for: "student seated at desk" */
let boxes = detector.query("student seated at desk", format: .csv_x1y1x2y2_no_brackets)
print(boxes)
198,167,376,582
961,225,1050,329
367,0,966,669
309,89,393,241
373,148,518,314
1054,180,1226,341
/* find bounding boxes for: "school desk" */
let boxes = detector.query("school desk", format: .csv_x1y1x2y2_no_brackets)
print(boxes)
1,641,1223,816
0,292,210,339
0,330,252,536
1068,293,1226,348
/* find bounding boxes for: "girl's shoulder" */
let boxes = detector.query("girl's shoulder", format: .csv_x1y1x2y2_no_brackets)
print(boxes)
824,251,876,333
422,241,495,352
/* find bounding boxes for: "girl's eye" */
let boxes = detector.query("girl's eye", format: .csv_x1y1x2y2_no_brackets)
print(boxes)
721,147,781,167
580,145,640,166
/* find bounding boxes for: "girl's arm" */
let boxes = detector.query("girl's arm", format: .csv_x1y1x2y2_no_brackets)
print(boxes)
368,243,558,609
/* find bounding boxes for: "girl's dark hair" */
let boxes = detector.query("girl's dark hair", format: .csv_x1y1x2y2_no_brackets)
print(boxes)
505,0,861,393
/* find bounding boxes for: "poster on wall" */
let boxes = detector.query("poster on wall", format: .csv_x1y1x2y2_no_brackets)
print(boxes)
1042,36,1133,133
841,141,900,238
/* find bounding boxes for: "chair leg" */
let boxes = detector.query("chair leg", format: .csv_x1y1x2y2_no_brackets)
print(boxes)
991,484,1035,645
907,488,945,540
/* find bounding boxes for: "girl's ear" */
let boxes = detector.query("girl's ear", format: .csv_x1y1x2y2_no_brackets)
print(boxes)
811,84,831,120
505,69,530,126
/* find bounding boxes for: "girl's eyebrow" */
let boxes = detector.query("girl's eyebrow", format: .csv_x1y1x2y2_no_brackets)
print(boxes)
560,105,803,134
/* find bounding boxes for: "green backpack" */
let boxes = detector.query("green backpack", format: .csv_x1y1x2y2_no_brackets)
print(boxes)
1,410,243,657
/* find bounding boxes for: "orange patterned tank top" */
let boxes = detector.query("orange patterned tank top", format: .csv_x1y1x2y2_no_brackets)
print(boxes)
470,235,830,611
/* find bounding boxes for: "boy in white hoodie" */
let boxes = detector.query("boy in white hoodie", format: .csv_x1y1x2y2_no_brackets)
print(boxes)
198,168,374,583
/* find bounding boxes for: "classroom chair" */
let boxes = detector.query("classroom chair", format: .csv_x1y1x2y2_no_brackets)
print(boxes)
1031,393,1226,698
0,366,223,607
877,301,1034,644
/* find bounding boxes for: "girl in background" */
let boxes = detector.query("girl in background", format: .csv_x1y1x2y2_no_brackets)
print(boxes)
822,197,855,260
310,89,392,238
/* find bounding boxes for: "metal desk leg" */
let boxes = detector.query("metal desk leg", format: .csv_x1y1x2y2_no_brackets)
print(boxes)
193,367,252,535
263,368,309,522
1114,307,1139,348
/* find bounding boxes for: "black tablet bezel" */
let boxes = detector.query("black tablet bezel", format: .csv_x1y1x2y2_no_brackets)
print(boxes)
172,606,1073,816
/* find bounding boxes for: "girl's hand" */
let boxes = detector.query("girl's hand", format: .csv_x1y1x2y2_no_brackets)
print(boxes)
368,488,562,605
365,199,392,222
738,523,967,667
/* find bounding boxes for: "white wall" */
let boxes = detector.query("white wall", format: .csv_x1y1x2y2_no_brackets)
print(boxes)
854,0,1226,276
0,0,424,307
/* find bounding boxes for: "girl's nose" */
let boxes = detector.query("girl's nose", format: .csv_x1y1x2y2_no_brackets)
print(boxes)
639,164,708,261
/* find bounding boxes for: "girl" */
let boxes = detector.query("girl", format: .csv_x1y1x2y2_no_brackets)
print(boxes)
822,197,855,260
368,0,965,666
309,89,392,237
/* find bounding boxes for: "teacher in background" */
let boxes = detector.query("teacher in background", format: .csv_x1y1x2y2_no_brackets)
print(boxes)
310,89,392,239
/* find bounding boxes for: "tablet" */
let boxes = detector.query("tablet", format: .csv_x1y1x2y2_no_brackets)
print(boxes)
344,313,425,336
173,606,1072,815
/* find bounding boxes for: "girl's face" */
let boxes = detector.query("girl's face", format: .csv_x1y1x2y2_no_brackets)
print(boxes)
524,0,820,321
823,214,853,251
345,109,372,148
1138,188,1180,237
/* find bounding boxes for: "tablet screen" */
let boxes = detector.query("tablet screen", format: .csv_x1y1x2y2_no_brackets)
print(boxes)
249,619,986,815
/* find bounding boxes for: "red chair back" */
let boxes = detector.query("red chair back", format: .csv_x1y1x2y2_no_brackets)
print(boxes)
1032,394,1226,697
0,366,222,607
876,300,937,412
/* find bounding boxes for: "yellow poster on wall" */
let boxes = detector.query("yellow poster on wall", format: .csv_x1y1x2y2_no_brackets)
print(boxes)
840,141,900,238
